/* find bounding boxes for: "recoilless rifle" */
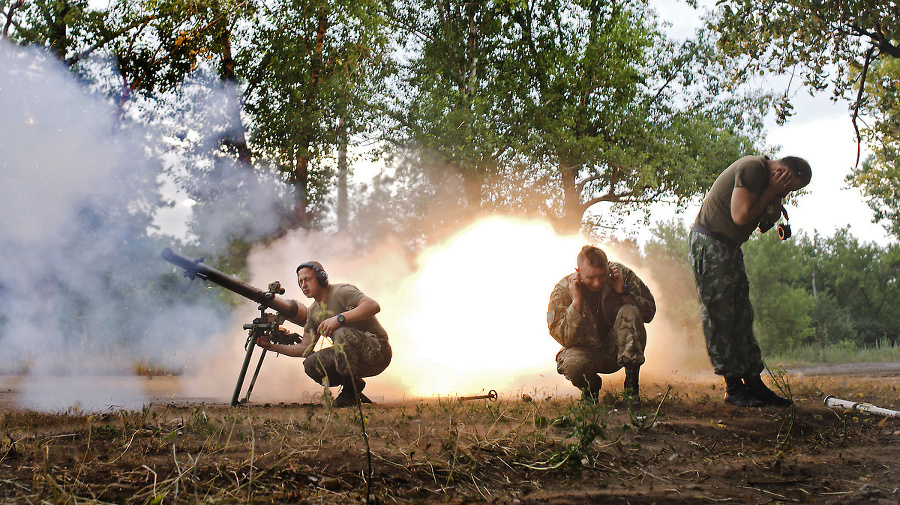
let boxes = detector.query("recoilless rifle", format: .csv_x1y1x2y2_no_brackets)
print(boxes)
161,248,304,406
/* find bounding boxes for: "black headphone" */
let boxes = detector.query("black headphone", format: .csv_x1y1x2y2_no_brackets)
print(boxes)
296,262,329,287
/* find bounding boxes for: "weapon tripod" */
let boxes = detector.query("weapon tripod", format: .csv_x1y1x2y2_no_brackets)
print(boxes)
231,281,301,406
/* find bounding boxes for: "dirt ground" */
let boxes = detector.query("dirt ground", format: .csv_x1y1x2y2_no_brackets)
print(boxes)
1,365,899,504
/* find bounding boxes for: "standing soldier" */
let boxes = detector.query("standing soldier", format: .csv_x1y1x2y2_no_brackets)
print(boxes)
257,261,392,407
547,245,656,403
690,155,811,407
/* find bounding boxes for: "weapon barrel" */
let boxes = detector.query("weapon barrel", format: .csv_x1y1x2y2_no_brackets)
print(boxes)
823,395,900,418
161,247,302,321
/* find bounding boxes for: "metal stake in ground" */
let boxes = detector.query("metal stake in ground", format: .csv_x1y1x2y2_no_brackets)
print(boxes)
459,390,498,402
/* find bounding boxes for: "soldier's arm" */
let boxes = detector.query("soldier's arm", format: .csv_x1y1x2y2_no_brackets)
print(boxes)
547,284,584,348
622,269,656,323
732,166,793,226
318,294,380,337
256,329,318,358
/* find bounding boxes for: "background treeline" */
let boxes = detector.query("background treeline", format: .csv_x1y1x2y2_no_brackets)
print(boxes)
2,0,775,240
1,0,898,370
3,0,897,242
630,221,900,361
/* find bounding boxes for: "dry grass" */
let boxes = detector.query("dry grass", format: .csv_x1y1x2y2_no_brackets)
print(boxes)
1,375,899,504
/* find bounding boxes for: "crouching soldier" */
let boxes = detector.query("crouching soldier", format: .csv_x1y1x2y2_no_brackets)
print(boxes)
547,246,656,403
257,261,392,407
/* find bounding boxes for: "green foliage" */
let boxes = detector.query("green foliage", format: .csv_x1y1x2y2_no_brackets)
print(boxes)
808,294,856,345
645,221,900,356
808,229,900,345
744,231,815,352
846,59,900,238
712,0,899,119
766,365,795,451
239,0,392,227
768,338,900,365
7,0,772,241
5,0,250,95
100,0,242,96
524,400,607,471
4,0,107,62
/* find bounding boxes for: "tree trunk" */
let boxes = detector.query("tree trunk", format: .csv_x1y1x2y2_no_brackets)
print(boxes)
217,17,253,167
557,161,584,234
336,114,349,232
2,1,25,39
290,6,328,229
292,152,310,227
46,2,71,62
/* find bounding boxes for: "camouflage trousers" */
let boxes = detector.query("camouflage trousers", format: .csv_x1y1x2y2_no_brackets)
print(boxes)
555,305,646,389
689,231,764,378
304,327,392,387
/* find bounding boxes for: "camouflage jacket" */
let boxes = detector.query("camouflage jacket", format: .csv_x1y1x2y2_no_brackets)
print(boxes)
547,262,656,349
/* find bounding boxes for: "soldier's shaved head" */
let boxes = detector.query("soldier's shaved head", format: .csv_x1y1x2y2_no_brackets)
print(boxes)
577,245,608,270
778,156,811,187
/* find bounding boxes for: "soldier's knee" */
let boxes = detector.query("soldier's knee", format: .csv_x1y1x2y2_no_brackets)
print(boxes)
330,326,356,344
561,362,591,381
303,354,327,384
556,350,592,378
616,304,641,322
562,367,595,388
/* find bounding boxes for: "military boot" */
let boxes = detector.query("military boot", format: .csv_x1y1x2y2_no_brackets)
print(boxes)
745,375,792,407
580,375,602,403
623,365,640,397
333,379,372,408
724,377,764,408
622,365,641,406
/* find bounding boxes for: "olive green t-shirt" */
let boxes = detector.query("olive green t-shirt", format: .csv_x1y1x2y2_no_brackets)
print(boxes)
304,283,388,339
696,155,769,245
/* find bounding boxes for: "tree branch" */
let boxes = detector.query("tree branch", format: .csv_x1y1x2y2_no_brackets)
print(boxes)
579,182,663,213
65,14,157,66
851,46,875,168
2,0,24,39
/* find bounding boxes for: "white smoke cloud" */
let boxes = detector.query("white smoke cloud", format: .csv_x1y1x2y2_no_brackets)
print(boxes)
1,46,129,243
1,42,165,379
0,41,291,409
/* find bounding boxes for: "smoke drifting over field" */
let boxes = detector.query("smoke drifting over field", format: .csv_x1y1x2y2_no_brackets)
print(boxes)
0,41,706,411
1,42,169,380
0,41,293,409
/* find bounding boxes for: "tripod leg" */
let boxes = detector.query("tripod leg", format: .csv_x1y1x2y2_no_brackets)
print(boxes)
241,349,268,405
231,341,257,407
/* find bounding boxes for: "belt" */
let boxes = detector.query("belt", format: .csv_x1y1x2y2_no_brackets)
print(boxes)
692,222,739,249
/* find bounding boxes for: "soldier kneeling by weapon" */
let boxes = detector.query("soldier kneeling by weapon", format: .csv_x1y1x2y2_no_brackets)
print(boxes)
256,261,392,407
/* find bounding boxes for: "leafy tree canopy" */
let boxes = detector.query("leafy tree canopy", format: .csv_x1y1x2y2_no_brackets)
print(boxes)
385,0,769,234
713,0,898,119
